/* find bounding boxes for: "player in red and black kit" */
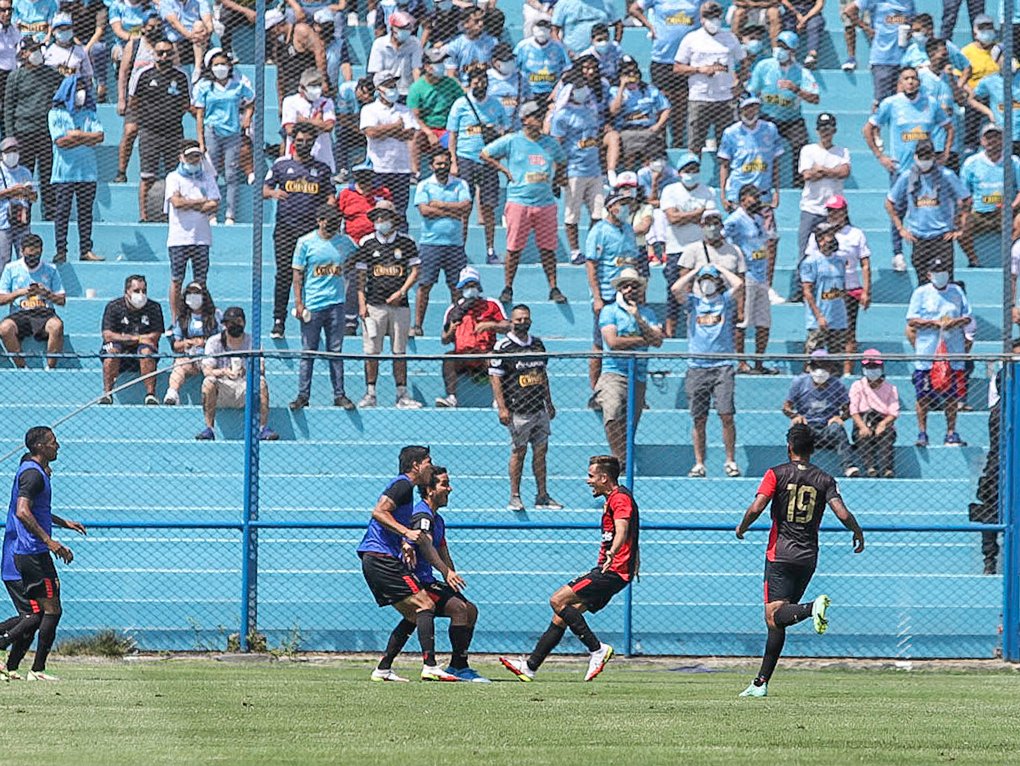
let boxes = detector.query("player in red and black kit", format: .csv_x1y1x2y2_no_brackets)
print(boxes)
735,424,865,697
500,454,638,682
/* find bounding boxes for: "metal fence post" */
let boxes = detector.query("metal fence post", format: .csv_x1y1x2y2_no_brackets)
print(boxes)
1002,362,1020,661
623,355,636,655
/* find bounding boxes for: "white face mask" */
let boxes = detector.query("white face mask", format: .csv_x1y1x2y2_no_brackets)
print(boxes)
495,60,515,76
916,158,934,172
212,64,231,80
375,220,394,236
75,90,86,108
27,50,44,66
930,271,950,289
680,172,699,188
912,32,928,46
594,40,609,55
1,152,18,169
810,368,830,385
461,286,480,300
304,85,322,100
700,279,718,296
702,18,720,35
427,63,445,78
55,29,74,43
571,85,590,103
702,223,722,240
128,290,148,309
379,87,398,103
649,159,664,173
864,367,884,381
533,27,550,43
744,39,763,55
185,294,204,311
977,29,996,45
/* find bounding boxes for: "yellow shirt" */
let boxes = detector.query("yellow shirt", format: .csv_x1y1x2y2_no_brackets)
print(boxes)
962,41,998,89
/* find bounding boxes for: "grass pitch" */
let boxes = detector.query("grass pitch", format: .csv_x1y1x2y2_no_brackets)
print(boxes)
3,658,1018,766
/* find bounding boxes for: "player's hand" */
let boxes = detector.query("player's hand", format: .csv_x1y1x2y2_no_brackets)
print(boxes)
65,519,87,535
404,529,422,543
401,542,416,569
497,406,510,425
735,525,745,540
601,555,614,573
852,530,865,553
445,570,466,592
50,540,73,564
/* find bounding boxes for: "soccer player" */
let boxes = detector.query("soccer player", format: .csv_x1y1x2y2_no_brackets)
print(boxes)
357,445,460,682
500,455,637,682
735,424,865,697
0,426,86,681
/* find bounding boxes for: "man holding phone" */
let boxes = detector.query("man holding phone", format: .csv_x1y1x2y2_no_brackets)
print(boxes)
0,234,66,369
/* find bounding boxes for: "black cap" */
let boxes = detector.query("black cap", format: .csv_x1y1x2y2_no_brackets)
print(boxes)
222,306,246,323
620,54,639,71
915,138,936,156
591,22,609,38
816,112,837,129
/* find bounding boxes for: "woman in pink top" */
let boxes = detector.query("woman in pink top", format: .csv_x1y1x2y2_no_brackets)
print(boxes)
848,348,900,477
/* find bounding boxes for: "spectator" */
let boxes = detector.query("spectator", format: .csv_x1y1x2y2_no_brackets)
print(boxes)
366,10,422,99
131,37,191,223
218,0,256,59
844,0,914,107
265,9,327,107
412,150,470,336
373,0,429,39
421,0,461,46
4,38,62,219
0,233,64,369
487,42,531,129
551,0,621,59
800,222,848,355
489,304,562,511
905,17,971,81
642,0,700,147
0,137,36,269
594,267,663,471
549,53,612,131
481,100,567,306
436,266,509,408
11,0,54,37
0,0,18,118
336,162,391,333
581,22,622,84
550,68,606,267
289,204,355,410
407,47,462,176
635,151,679,207
197,306,278,441
959,124,1020,267
447,62,507,265
333,75,375,176
724,183,776,375
917,39,961,173
359,71,418,227
43,13,93,80
673,1,746,156
941,0,983,39
961,15,1001,152
311,8,352,91
355,199,421,409
660,151,718,338
163,281,220,405
969,49,1020,148
194,49,254,225
607,55,670,176
779,0,825,68
905,256,971,447
159,0,213,73
849,349,899,478
262,121,335,339
783,349,859,477
100,274,164,405
112,12,162,185
49,74,103,263
281,68,337,172
671,263,743,478
884,139,971,285
444,7,496,78
677,208,746,284
747,31,819,188
513,18,569,102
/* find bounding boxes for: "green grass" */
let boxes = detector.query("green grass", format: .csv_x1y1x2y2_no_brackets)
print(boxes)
3,659,1019,765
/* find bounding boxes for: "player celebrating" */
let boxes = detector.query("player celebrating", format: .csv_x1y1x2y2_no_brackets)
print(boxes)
357,445,460,682
500,455,637,682
735,424,865,697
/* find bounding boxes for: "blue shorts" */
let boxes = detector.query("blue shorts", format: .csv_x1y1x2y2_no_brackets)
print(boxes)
457,156,499,208
168,244,210,284
418,244,467,288
912,368,967,410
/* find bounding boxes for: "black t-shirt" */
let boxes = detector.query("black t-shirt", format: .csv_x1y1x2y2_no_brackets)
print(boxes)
757,461,840,566
263,157,335,235
132,65,192,131
17,468,44,501
102,297,166,337
381,477,414,508
425,8,463,44
488,334,549,414
355,234,421,307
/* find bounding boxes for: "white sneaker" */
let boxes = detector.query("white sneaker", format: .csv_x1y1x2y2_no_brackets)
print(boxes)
703,138,718,152
26,671,59,682
499,655,535,682
767,287,786,305
585,643,614,681
224,217,235,226
420,664,460,682
892,253,907,273
396,395,422,409
435,394,458,408
358,393,377,408
370,668,409,682
163,389,179,406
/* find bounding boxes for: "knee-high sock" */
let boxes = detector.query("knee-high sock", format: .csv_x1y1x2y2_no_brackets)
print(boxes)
527,622,566,671
7,633,34,671
0,613,23,638
31,612,60,673
774,602,813,627
755,627,786,685
448,624,473,670
416,610,437,666
557,606,601,653
377,620,416,671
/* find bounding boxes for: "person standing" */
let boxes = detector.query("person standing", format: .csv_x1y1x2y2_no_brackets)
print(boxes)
644,0,701,147
366,10,422,100
0,0,19,119
959,124,1020,268
800,222,849,355
281,68,337,173
0,137,36,269
406,47,462,177
359,71,419,227
844,0,915,107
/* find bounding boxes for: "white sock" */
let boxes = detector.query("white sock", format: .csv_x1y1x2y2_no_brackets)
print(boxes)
367,384,377,396
396,385,408,398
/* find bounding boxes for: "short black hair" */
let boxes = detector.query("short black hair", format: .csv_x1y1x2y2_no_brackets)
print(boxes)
317,203,341,227
124,274,147,291
431,148,452,163
418,464,448,498
787,423,815,457
292,121,318,139
925,37,947,56
914,12,933,26
21,233,43,252
398,445,430,474
510,303,531,315
738,183,760,200
589,454,621,483
24,425,52,452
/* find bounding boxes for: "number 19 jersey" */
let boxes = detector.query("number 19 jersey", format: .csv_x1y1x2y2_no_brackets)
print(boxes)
756,461,840,566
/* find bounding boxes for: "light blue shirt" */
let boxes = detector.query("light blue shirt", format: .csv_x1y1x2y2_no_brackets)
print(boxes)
609,82,669,130
551,0,619,56
292,231,348,312
446,93,508,160
487,69,531,128
413,174,470,246
974,73,1020,142
748,58,819,123
906,283,971,370
12,0,56,35
717,119,784,201
786,374,849,425
159,0,212,42
579,41,623,82
854,0,914,66
483,131,565,207
869,92,949,171
444,33,496,76
193,76,255,137
800,252,848,331
172,309,222,353
585,218,639,300
334,80,359,116
960,151,1020,214
901,39,968,70
644,0,702,64
549,102,603,178
723,207,769,284
686,290,736,367
887,166,970,238
108,0,150,32
918,69,955,153
513,38,570,96
48,107,102,183
598,299,659,381
0,164,32,230
0,259,64,313
636,164,678,198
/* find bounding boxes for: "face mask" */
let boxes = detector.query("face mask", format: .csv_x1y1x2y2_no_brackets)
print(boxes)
702,18,720,35
183,160,203,175
185,294,204,311
930,271,950,289
571,85,590,103
740,113,757,128
462,286,480,300
533,27,550,43
23,254,41,270
1,152,18,168
977,29,996,45
304,85,322,100
594,40,609,55
75,90,86,108
912,32,928,46
437,0,453,9
226,324,245,338
774,47,791,64
702,224,722,240
379,87,397,103
128,291,148,309
512,321,531,335
375,220,394,236
864,367,883,382
495,59,515,76
744,39,763,55
55,29,73,43
27,50,43,66
700,279,718,296
916,158,934,172
680,172,699,188
650,159,664,173
211,64,230,80
393,28,411,43
810,368,830,385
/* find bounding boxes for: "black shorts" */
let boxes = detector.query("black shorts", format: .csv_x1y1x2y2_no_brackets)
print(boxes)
360,552,421,607
8,308,57,341
138,126,183,179
13,552,59,601
424,581,467,614
763,559,815,604
5,579,39,615
567,567,627,613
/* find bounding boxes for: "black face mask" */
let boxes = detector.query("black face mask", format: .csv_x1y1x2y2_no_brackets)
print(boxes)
226,324,245,338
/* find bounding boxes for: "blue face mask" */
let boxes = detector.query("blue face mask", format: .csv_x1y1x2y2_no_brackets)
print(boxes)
774,46,791,64
744,39,763,55
977,29,996,45
181,160,203,176
911,32,928,46
394,27,411,43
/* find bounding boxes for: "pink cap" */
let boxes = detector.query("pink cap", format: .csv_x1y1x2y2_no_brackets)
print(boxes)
861,348,884,366
824,194,848,209
389,10,414,28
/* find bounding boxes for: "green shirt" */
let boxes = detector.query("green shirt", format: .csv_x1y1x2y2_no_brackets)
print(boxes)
406,75,464,129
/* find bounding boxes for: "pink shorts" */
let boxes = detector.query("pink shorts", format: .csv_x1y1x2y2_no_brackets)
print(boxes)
504,201,559,252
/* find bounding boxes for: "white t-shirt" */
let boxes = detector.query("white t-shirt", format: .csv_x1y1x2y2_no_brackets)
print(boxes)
805,224,871,290
359,99,419,174
677,238,746,274
798,142,851,214
674,28,745,102
660,181,718,255
367,36,423,95
44,42,93,79
281,93,338,171
164,168,221,246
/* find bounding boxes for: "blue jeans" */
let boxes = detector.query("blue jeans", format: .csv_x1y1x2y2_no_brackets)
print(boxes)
204,129,242,220
298,302,346,399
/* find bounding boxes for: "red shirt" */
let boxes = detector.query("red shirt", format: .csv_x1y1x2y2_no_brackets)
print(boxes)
336,184,392,245
596,486,640,581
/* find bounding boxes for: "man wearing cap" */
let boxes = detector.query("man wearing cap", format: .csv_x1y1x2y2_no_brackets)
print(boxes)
580,23,622,84
643,0,701,147
413,149,471,335
959,124,1020,267
355,199,422,409
334,76,375,176
43,13,92,78
481,100,568,306
437,266,509,408
660,151,718,337
844,0,914,107
0,232,65,369
884,139,970,284
849,349,899,478
0,137,35,269
281,68,337,172
747,31,819,188
360,71,419,228
367,10,422,99
488,42,532,129
164,140,219,322
673,2,746,157
800,222,849,356
513,18,569,101
407,47,462,173
443,8,496,78
718,94,782,230
550,0,622,59
905,258,972,447
677,208,746,290
671,262,744,478
608,56,670,173
594,267,663,470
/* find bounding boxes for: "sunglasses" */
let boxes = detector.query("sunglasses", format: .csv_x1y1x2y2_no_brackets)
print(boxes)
155,49,174,56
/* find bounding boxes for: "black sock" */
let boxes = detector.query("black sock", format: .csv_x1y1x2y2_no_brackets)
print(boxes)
415,610,437,666
557,606,601,653
0,614,23,637
755,626,786,684
0,612,40,652
774,602,813,628
527,622,566,671
448,624,473,670
377,620,416,671
31,613,60,673
7,634,33,672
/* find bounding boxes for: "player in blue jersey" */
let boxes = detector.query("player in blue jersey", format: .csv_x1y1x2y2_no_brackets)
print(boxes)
0,426,85,681
358,445,460,682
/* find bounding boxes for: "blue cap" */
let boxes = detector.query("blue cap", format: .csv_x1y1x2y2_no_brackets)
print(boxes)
697,264,720,279
777,30,799,49
674,149,700,171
